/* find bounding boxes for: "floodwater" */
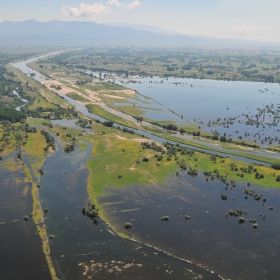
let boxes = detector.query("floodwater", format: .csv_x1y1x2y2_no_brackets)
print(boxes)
0,154,51,280
14,55,280,162
95,73,280,146
11,53,280,279
38,135,220,279
100,171,280,280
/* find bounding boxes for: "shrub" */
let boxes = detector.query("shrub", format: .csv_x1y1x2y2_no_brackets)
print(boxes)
228,210,234,216
142,157,149,162
238,217,245,223
252,223,258,229
161,216,169,221
124,222,132,229
89,209,98,218
24,215,29,221
185,215,191,220
44,208,49,213
271,163,280,170
221,194,228,200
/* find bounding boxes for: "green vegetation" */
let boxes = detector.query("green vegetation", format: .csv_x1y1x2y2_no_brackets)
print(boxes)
43,47,280,83
124,222,132,229
66,92,90,103
86,104,138,129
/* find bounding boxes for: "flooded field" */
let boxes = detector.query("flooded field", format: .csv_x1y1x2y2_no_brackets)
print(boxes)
0,154,51,280
38,137,219,279
10,52,280,279
100,73,280,147
100,172,280,280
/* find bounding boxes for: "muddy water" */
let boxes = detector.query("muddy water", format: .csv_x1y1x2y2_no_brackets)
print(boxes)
38,137,220,279
0,154,51,280
100,172,280,280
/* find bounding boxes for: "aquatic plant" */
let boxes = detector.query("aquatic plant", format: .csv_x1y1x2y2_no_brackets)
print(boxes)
24,215,29,221
44,208,49,213
185,215,191,220
161,216,169,221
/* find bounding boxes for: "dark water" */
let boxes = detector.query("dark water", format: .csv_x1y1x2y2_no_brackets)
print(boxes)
38,137,220,279
100,172,280,280
0,154,51,280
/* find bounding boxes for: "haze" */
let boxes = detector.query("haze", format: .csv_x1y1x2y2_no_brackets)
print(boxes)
1,0,280,42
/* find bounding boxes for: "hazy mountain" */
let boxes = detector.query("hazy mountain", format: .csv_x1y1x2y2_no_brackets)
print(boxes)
0,20,278,48
103,22,181,35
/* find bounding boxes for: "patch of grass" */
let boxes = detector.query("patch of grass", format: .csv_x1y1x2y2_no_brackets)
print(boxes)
86,104,138,129
66,92,90,103
87,133,178,205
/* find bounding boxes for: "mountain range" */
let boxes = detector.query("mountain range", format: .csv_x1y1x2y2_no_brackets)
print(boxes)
0,20,278,48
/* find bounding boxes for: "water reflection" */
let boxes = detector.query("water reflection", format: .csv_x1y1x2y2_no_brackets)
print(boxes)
100,172,280,280
38,136,220,279
0,154,51,280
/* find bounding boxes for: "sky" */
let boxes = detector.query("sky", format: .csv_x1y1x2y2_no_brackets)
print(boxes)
1,0,280,42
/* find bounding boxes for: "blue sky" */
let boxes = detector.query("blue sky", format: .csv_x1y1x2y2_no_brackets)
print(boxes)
1,0,280,42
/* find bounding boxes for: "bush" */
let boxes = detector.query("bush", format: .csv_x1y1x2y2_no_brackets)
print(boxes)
161,216,169,221
221,194,228,200
44,208,49,213
185,215,191,220
24,215,29,221
252,223,258,229
142,157,149,162
271,163,280,170
238,217,245,223
124,222,132,229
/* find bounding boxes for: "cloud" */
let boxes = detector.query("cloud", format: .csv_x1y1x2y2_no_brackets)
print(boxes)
122,0,142,11
234,25,279,33
62,0,142,17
